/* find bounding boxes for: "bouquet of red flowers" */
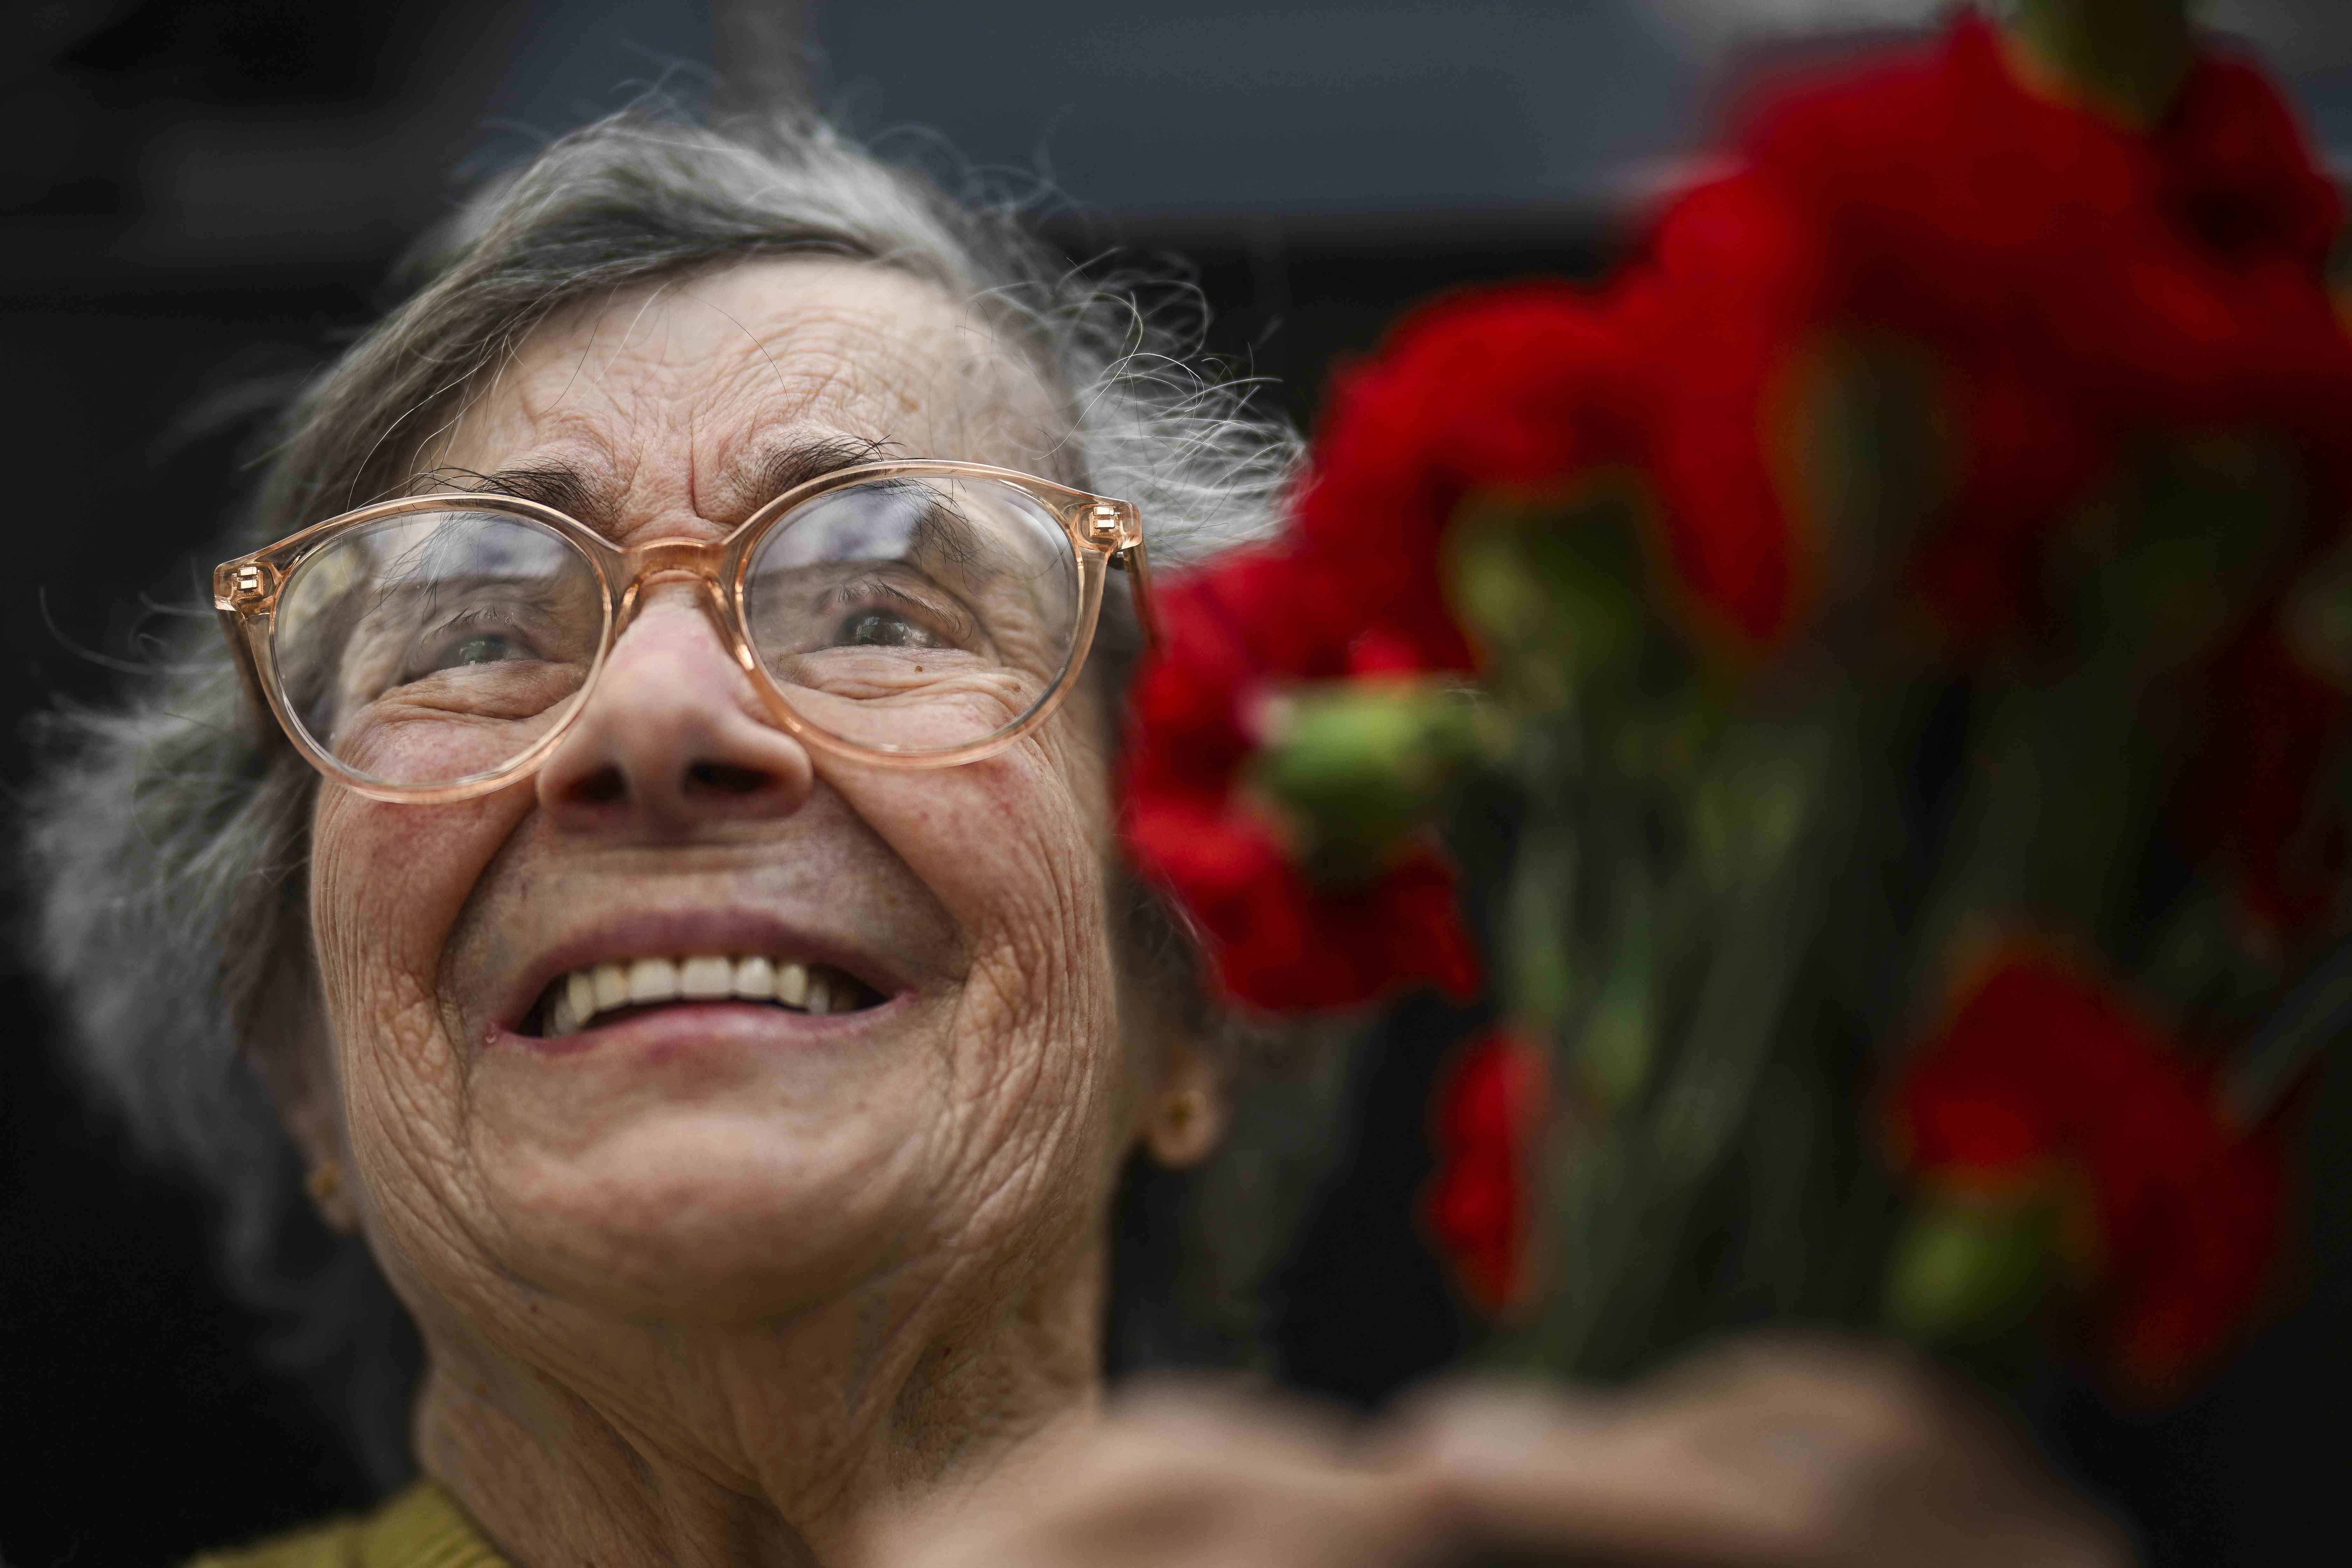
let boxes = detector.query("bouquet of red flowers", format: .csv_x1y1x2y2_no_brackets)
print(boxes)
1123,0,2348,1404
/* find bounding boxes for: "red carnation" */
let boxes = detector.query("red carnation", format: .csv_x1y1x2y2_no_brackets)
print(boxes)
1121,548,1481,1013
1291,283,1648,673
1126,794,1480,1012
1891,950,2287,1397
1425,1028,1550,1313
1691,10,2352,652
1744,12,2349,424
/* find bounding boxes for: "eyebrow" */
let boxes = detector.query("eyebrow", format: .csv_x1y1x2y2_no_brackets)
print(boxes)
428,434,897,532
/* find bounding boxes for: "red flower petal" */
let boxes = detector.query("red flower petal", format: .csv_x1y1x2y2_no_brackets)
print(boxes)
1291,284,1648,673
1425,1029,1549,1313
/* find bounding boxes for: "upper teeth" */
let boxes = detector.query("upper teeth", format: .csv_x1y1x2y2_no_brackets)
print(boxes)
544,955,857,1037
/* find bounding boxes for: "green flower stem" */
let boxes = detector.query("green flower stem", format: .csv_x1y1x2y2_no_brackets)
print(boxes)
1489,704,1880,1379
1917,437,2293,1000
1502,815,1579,1044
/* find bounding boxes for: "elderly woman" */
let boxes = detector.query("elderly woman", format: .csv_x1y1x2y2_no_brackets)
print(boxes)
30,111,2131,1567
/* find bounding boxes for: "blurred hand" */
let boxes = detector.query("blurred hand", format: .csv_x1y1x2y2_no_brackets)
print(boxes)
861,1338,2135,1568
1387,1338,2135,1567
862,1384,1442,1568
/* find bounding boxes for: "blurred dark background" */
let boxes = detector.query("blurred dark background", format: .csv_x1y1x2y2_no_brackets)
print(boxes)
3,2,2350,1563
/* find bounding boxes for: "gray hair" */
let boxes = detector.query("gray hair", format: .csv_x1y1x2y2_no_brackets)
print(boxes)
25,106,1308,1484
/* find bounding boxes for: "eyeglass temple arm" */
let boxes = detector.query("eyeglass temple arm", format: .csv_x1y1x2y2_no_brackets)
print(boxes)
1111,538,1161,653
213,606,288,750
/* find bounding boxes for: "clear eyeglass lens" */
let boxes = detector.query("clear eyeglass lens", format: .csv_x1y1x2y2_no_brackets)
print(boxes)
270,509,606,789
742,475,1085,754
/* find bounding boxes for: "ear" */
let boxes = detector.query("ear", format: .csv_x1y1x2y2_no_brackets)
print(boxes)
243,984,361,1235
1138,1038,1225,1169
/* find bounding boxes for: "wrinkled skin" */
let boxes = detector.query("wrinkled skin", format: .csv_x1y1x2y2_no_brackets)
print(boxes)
286,257,1211,1566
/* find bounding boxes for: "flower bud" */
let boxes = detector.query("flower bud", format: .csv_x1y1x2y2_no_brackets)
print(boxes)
1884,1188,2058,1345
1248,680,1487,879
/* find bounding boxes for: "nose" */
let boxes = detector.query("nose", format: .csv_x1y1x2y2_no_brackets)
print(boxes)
536,586,815,833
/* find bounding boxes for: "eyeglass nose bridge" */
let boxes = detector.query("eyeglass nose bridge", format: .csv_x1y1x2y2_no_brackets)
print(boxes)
607,536,760,673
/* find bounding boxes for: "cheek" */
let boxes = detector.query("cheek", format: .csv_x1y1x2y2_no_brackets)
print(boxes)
309,787,528,1196
838,737,1127,1180
845,718,1114,977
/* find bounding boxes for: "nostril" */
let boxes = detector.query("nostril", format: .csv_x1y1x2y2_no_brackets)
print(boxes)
572,766,628,807
685,760,771,797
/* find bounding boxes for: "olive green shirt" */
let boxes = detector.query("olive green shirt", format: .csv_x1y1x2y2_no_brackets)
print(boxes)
187,1482,509,1568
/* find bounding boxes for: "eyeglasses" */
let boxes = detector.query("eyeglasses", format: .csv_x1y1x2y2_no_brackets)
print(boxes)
213,460,1156,803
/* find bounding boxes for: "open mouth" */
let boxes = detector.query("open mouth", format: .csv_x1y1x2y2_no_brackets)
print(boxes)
524,954,886,1039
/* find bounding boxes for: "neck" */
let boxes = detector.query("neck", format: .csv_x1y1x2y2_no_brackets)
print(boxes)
407,1242,1108,1567
2003,0,2194,129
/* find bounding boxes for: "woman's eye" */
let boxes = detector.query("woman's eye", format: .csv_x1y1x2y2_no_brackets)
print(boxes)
428,631,528,671
836,610,947,650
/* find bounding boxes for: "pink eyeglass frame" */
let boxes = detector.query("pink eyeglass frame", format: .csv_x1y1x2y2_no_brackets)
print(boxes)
212,459,1158,804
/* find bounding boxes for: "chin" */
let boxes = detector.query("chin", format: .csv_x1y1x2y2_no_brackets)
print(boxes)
466,1106,934,1325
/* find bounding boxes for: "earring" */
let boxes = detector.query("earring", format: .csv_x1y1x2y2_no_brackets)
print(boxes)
1151,1087,1214,1164
305,1159,344,1207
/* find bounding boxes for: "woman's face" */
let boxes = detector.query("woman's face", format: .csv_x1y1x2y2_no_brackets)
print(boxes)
303,259,1144,1357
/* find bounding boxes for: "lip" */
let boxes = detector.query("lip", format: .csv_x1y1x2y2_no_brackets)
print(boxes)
489,905,921,1038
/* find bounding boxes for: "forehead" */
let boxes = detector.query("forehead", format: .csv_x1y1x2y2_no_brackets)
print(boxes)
430,256,1064,531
